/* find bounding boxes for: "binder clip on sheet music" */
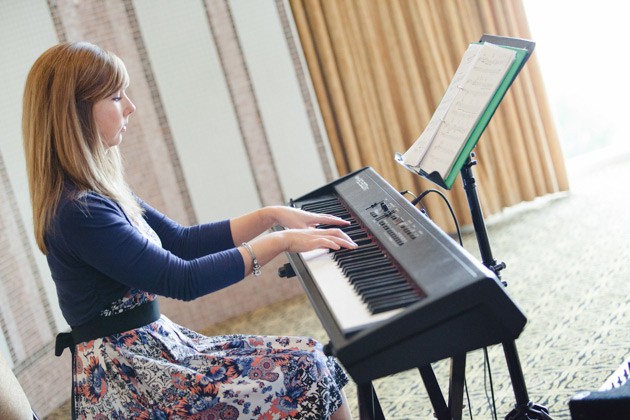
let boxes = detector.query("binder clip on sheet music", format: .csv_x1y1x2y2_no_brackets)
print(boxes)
397,42,525,189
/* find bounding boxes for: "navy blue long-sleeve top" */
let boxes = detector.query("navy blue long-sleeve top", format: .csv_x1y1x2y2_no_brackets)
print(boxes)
46,188,245,326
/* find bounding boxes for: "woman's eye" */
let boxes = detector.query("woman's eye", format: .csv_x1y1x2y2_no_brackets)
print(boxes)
113,96,121,102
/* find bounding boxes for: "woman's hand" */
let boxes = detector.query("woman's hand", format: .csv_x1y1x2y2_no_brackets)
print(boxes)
277,227,356,253
239,227,357,277
231,205,353,260
266,206,350,230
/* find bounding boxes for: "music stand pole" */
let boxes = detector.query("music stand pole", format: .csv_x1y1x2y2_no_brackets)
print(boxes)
460,155,553,420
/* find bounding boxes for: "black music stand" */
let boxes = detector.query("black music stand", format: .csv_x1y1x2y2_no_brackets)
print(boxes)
395,35,554,420
459,154,553,420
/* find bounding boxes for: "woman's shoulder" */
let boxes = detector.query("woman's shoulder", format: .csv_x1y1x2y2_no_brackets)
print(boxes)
48,185,128,251
56,185,124,222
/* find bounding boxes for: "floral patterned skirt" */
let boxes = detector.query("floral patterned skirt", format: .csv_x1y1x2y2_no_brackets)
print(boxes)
72,291,349,419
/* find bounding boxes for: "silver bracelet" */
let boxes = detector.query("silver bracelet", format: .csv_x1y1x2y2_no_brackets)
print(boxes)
242,242,261,277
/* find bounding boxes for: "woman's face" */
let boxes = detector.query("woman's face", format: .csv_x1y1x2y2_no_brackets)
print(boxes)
93,89,136,148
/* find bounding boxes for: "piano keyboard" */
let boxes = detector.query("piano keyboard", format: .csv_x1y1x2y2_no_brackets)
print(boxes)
300,197,425,334
277,167,526,384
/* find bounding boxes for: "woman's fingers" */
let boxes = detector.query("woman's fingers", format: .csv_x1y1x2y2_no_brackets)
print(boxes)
312,213,351,227
275,206,351,229
285,228,357,253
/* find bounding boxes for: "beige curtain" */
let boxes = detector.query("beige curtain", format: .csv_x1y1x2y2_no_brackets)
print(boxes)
289,0,568,231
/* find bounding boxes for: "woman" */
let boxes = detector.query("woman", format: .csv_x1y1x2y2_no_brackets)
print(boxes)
23,42,356,420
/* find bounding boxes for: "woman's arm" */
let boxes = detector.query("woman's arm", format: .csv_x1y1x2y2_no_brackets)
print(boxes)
141,201,350,260
58,195,355,298
57,194,244,301
140,198,235,259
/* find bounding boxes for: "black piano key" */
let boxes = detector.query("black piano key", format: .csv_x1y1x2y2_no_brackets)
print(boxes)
324,223,365,235
336,249,383,264
340,260,388,274
301,198,341,210
351,277,403,291
334,243,378,256
361,283,414,299
343,261,392,278
337,244,379,256
349,267,399,283
356,283,410,298
352,274,405,288
353,276,407,291
332,241,376,258
347,231,369,241
341,248,388,266
343,259,391,277
317,210,350,219
340,226,364,236
318,219,357,229
353,281,405,296
340,257,390,275
338,256,386,270
335,244,378,256
332,246,378,261
314,207,349,217
354,238,374,247
301,206,340,215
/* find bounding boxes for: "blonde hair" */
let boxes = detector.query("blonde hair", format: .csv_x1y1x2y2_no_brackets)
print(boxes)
22,42,143,254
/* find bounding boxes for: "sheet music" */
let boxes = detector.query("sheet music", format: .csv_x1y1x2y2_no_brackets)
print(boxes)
402,43,516,177
402,43,481,167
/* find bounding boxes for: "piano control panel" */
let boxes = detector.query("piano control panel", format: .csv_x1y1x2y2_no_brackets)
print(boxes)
366,199,420,245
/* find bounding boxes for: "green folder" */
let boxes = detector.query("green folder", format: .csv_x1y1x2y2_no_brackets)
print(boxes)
442,44,528,188
396,35,535,190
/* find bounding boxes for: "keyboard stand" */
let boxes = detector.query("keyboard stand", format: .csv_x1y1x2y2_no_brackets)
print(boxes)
448,355,467,420
356,356,466,420
357,383,386,420
419,356,466,420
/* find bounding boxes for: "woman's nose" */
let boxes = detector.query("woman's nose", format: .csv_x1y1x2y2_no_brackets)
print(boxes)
125,98,136,116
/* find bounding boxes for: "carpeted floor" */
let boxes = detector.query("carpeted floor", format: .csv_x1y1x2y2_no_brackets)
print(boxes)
45,152,630,419
199,154,630,420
